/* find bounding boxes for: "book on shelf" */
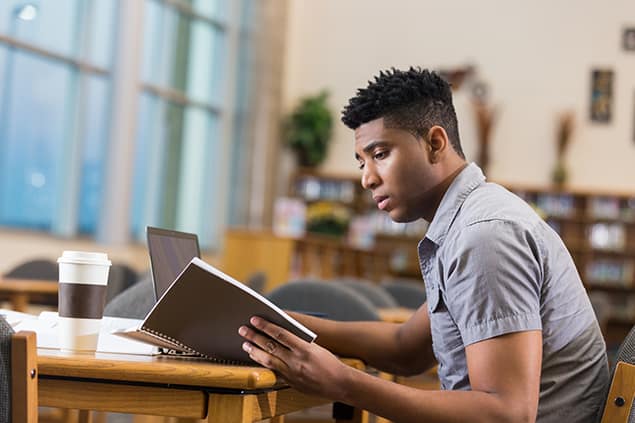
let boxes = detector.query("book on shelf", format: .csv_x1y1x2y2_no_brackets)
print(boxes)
588,223,626,251
586,259,635,287
114,257,317,363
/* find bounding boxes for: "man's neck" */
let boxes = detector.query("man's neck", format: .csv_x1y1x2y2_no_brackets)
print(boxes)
423,161,469,222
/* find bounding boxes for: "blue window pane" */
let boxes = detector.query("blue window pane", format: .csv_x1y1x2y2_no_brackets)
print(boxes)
142,1,180,88
0,0,80,59
176,106,220,248
141,0,163,85
131,92,167,237
0,52,72,228
186,20,216,104
78,74,110,233
86,0,116,68
0,45,7,100
191,0,228,22
210,29,226,106
131,93,155,236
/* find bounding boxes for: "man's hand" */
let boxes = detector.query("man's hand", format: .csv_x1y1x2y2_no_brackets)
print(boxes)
239,316,352,400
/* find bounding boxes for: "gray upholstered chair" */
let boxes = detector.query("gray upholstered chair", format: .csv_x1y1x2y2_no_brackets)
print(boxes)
599,325,635,422
335,278,398,308
589,292,611,336
0,316,38,423
103,277,155,319
380,279,427,309
245,271,267,294
2,258,58,306
3,259,58,280
267,280,380,321
105,263,139,304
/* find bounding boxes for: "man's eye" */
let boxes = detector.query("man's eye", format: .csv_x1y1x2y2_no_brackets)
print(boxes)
358,162,365,170
374,151,387,160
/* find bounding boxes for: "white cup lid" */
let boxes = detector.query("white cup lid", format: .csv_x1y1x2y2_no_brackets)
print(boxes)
57,251,111,266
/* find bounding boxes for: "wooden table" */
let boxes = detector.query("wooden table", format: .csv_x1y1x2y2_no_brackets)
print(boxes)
0,277,57,312
37,348,367,423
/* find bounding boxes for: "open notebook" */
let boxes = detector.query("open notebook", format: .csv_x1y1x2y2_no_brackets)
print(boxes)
114,258,317,363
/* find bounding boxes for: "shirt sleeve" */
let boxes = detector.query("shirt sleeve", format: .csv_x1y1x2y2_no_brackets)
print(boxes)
442,219,544,346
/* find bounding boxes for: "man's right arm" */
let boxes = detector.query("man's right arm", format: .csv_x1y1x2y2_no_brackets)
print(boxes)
288,304,435,376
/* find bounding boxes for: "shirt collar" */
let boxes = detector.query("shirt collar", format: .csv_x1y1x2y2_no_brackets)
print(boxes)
423,162,486,246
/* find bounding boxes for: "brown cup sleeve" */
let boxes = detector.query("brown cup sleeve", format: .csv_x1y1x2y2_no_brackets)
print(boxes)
58,283,107,319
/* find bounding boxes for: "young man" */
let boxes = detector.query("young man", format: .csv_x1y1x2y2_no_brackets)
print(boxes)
239,67,609,422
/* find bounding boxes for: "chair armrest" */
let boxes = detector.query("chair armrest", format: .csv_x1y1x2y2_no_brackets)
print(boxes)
11,331,38,423
601,361,635,423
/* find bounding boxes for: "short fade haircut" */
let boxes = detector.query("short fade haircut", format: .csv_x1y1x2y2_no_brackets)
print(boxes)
341,67,465,159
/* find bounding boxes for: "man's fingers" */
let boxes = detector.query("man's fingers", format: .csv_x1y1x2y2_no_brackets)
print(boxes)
249,316,302,350
238,325,292,361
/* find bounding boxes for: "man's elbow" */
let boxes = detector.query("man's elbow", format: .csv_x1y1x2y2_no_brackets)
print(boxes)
499,400,537,423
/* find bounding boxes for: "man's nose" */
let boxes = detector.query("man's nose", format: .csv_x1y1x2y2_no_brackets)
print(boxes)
361,166,379,190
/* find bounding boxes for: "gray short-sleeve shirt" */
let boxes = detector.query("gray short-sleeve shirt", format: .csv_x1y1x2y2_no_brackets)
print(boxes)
418,163,609,423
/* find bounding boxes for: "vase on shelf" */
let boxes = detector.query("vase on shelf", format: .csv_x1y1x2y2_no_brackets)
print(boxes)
551,159,568,189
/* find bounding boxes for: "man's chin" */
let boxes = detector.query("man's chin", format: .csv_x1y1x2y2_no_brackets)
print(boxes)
388,210,417,223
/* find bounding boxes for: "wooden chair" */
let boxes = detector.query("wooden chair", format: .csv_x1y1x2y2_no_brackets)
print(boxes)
601,325,635,422
0,316,38,423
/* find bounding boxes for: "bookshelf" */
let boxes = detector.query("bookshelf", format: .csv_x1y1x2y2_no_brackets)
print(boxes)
288,169,427,278
508,185,635,345
287,172,635,343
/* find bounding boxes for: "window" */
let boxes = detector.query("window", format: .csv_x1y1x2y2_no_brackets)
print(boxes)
132,0,229,248
0,0,247,250
0,0,114,236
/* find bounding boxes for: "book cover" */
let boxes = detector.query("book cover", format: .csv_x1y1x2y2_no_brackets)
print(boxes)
115,258,317,363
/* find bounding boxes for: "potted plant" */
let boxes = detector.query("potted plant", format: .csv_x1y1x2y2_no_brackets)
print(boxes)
284,90,333,167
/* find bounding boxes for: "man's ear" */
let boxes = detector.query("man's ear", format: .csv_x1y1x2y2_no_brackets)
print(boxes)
426,126,449,163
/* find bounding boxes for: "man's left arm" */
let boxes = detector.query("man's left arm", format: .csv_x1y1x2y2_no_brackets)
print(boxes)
240,317,542,423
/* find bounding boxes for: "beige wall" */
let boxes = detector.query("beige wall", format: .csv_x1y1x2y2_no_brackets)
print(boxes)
281,0,635,191
0,228,220,276
0,228,149,275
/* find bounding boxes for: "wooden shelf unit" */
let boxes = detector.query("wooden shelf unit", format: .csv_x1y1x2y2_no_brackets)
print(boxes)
289,170,427,279
506,185,635,344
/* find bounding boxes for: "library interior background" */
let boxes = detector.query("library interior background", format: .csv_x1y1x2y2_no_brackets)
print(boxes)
1,0,635,358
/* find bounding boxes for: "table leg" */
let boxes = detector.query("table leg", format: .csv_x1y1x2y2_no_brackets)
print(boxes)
10,293,29,312
207,395,254,423
77,410,93,423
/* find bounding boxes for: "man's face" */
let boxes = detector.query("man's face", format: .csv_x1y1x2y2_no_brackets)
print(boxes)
354,117,442,222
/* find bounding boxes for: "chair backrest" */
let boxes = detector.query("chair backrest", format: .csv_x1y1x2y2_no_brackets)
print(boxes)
3,259,58,280
590,292,611,336
380,279,427,309
599,325,635,423
245,271,267,294
103,277,155,319
2,259,59,307
0,316,38,423
336,278,398,308
106,263,139,304
267,280,380,321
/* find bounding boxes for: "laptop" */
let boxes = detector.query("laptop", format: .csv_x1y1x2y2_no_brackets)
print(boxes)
146,226,201,302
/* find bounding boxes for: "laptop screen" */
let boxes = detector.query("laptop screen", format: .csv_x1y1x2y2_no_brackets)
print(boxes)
146,226,200,301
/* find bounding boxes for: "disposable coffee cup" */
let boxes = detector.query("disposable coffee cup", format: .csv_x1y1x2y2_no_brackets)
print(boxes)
57,251,111,351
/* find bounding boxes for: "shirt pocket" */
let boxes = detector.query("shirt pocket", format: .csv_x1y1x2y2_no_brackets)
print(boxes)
426,281,441,313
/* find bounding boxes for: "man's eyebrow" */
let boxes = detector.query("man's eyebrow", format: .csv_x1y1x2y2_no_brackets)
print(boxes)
355,140,388,161
362,140,388,154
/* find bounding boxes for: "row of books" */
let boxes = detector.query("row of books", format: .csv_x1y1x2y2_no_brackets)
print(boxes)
606,296,635,321
588,223,626,251
586,259,634,286
515,191,635,221
294,177,357,204
273,197,430,250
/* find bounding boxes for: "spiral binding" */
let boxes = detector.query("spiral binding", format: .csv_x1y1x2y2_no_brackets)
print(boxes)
141,326,245,365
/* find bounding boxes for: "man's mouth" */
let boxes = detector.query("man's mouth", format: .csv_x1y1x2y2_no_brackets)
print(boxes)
374,195,389,210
